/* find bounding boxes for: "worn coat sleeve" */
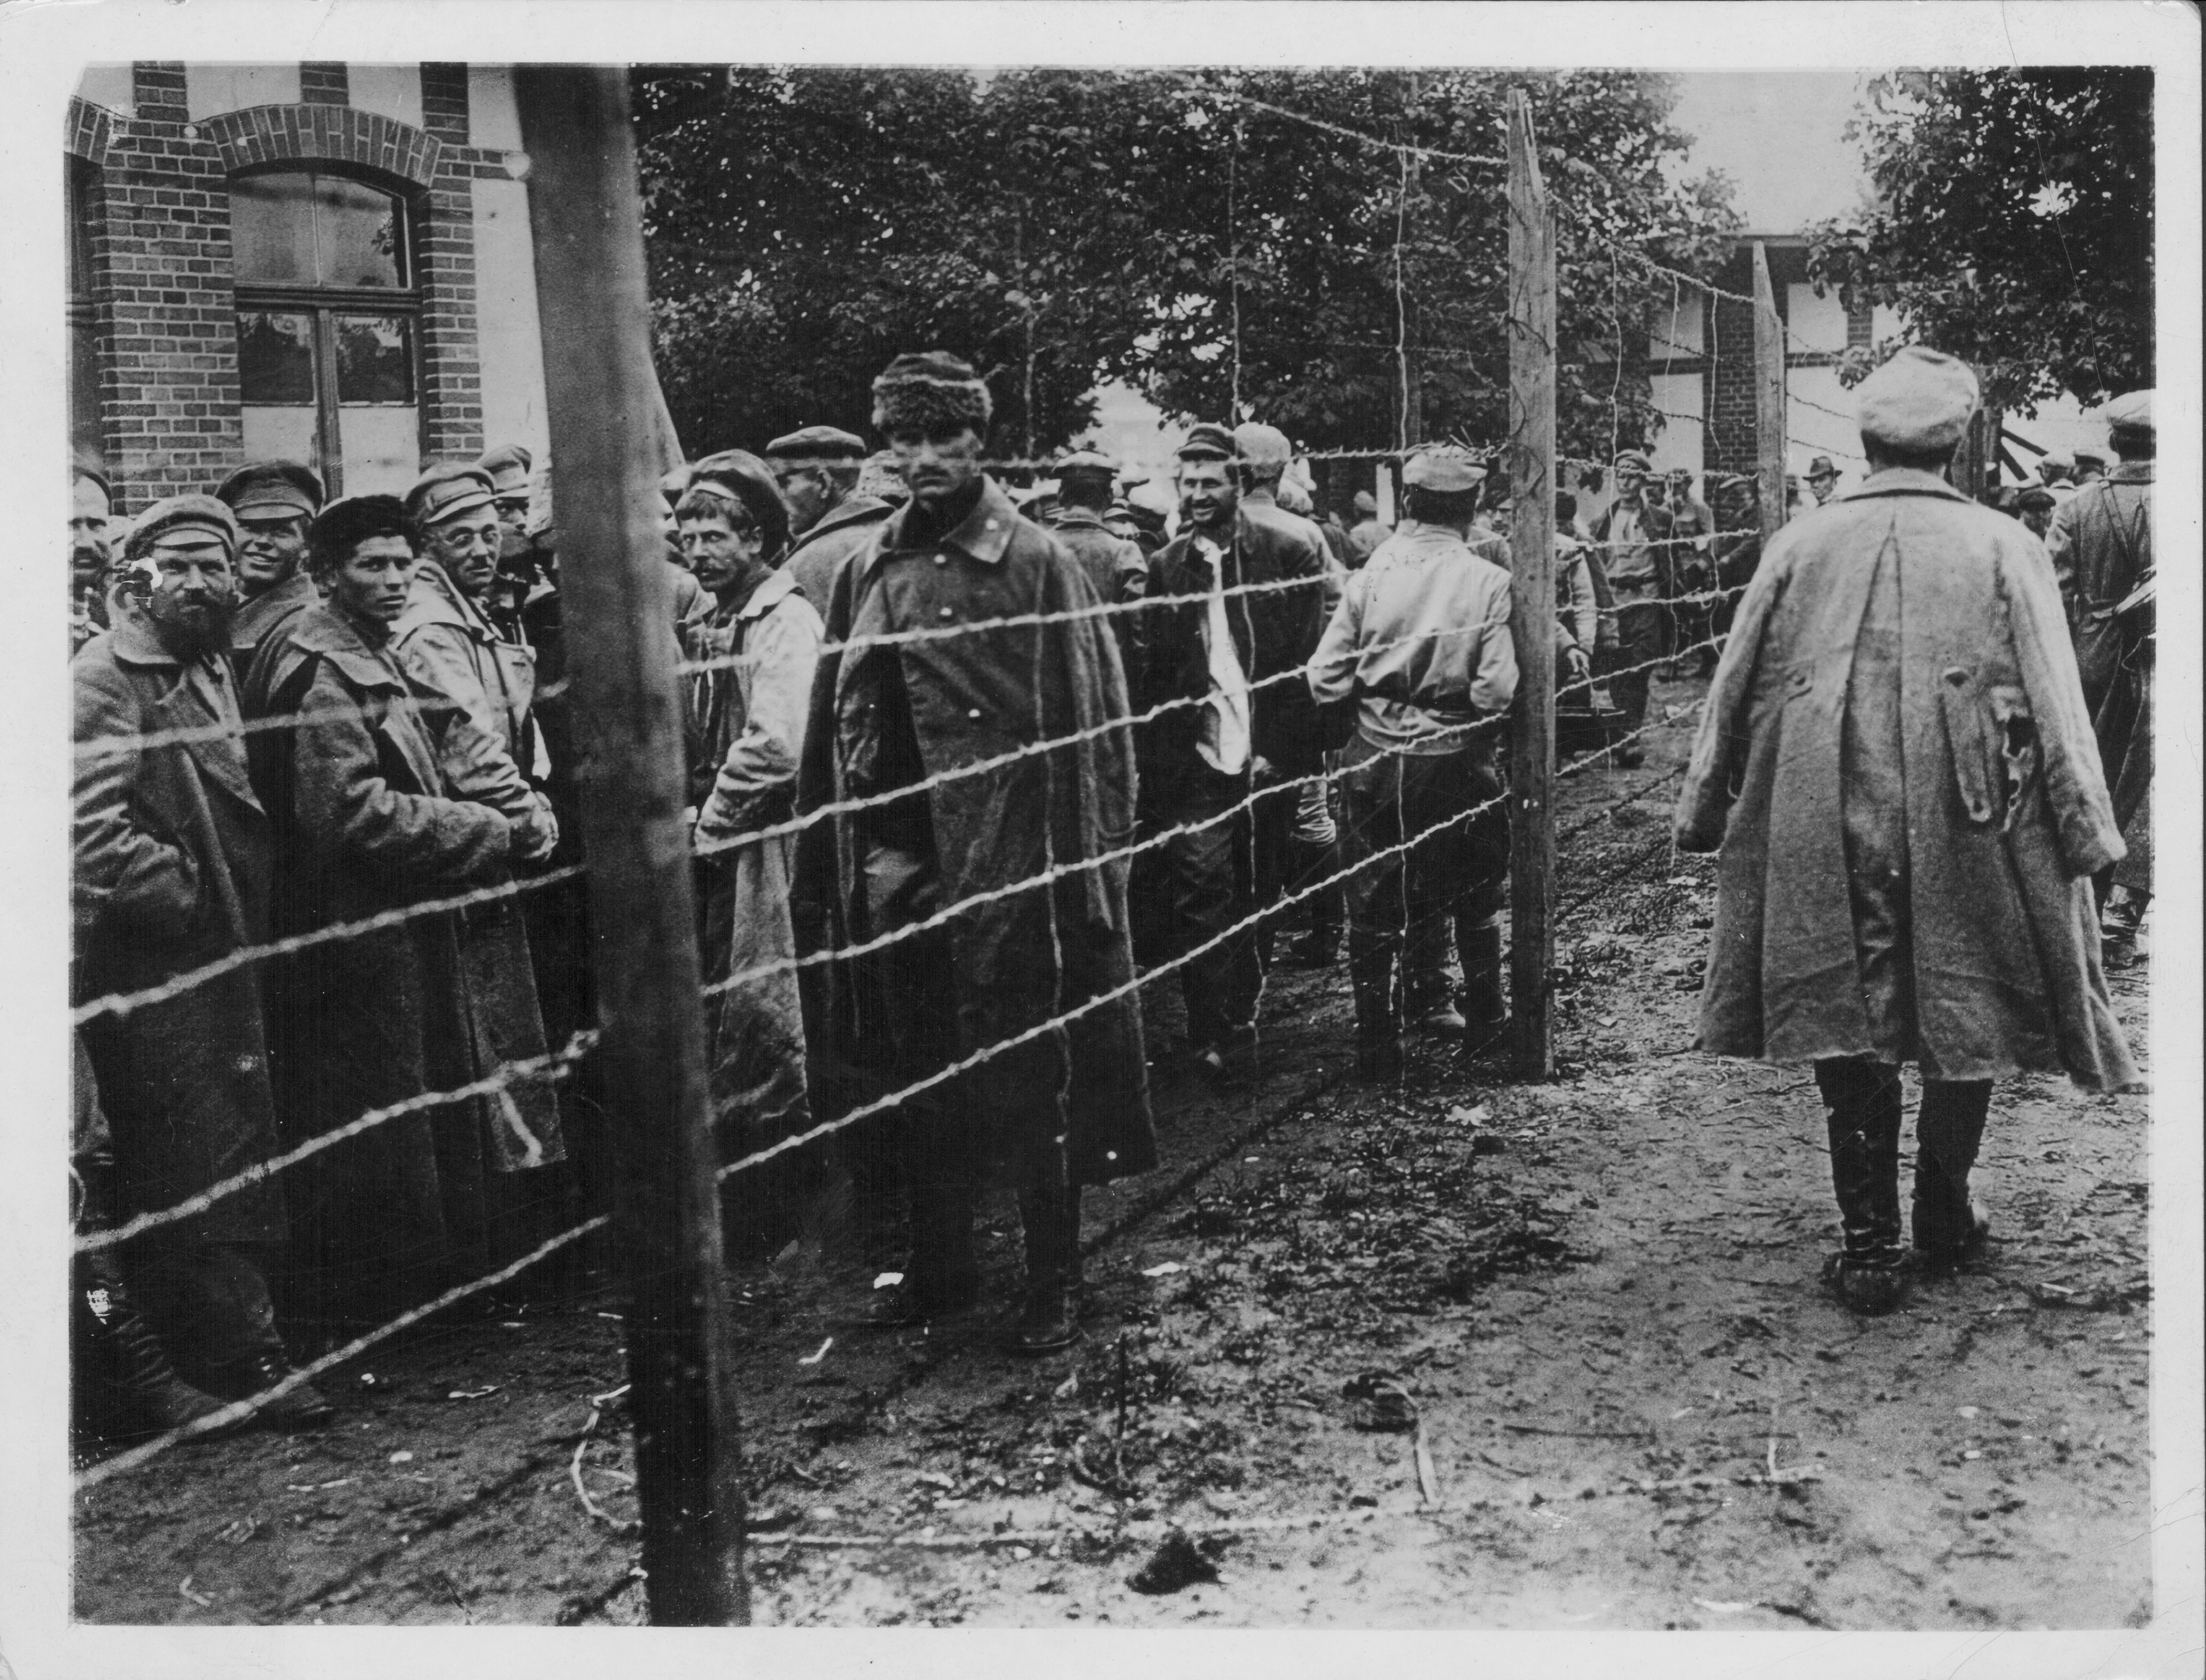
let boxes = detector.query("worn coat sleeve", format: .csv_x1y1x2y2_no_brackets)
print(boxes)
292,662,513,884
396,624,558,863
1564,552,1600,653
1305,574,1364,708
1467,574,1521,719
2043,496,2084,633
695,601,824,846
1674,541,1791,852
73,660,198,939
2000,537,2125,878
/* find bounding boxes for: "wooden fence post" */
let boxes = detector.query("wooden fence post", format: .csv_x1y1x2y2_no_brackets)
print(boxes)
515,65,748,1628
1751,243,1788,546
1506,88,1557,1081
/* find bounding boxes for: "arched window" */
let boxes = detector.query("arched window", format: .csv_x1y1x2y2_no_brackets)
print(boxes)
231,168,422,494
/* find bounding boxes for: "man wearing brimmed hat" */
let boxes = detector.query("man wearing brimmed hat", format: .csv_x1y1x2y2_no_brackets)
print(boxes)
1140,420,1332,1081
794,350,1154,1355
1588,449,1673,765
765,425,895,612
1676,346,2135,1318
2046,390,2155,963
74,493,333,1432
214,459,325,673
1804,456,1842,507
1309,446,1518,1077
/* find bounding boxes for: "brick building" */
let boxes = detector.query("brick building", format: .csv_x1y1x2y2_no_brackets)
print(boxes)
67,61,551,513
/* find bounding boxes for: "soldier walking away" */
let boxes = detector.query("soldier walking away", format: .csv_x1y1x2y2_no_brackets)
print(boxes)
74,495,332,1428
214,460,323,677
1675,348,2137,1318
794,351,1155,1355
2046,390,2155,964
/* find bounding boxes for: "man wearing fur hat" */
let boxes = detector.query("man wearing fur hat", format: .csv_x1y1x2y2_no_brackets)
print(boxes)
2046,391,2155,963
1675,347,2135,1317
75,495,331,1427
795,351,1154,1354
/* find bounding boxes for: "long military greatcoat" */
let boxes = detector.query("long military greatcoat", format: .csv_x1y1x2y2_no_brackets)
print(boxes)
1674,469,2136,1091
73,607,285,1247
794,476,1155,1184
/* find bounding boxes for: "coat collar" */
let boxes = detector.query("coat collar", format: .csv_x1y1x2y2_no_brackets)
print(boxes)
106,603,183,670
789,493,892,555
104,605,261,810
2105,461,2152,485
736,564,802,623
1051,507,1109,532
881,475,1021,567
1841,467,1969,503
397,559,495,638
284,601,413,693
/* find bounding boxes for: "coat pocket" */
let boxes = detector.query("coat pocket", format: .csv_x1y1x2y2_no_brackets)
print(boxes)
1937,667,1995,825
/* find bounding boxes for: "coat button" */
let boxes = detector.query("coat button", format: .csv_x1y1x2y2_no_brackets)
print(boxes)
938,606,954,620
967,707,981,720
934,553,948,566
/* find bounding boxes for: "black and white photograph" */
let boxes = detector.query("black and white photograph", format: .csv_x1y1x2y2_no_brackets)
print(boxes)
2,2,2198,1671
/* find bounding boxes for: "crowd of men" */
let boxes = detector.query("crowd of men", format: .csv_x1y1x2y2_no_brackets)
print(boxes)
68,342,2153,1445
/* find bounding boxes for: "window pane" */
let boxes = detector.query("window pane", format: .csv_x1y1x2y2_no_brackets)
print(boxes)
230,174,319,285
337,405,421,495
316,176,405,288
243,405,322,477
71,318,103,462
334,314,413,404
237,310,317,404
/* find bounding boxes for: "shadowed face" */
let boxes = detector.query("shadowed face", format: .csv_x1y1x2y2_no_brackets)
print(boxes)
71,475,112,592
331,533,416,625
888,425,984,512
772,464,834,536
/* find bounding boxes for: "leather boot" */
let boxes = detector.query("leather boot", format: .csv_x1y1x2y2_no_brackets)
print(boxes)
1348,932,1403,1081
1456,919,1509,1055
2100,887,2149,969
867,1180,979,1328
1284,839,1343,967
1914,1080,1993,1268
74,1245,237,1440
1009,1176,1081,1355
1816,1058,1911,1315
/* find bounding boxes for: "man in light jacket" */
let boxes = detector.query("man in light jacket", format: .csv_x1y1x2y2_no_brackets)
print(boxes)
1674,348,2136,1317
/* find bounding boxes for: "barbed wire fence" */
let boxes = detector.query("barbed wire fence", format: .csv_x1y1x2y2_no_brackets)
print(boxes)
68,72,1845,1620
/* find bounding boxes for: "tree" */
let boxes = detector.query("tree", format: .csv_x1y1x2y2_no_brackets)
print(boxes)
633,69,1738,469
1805,69,2152,412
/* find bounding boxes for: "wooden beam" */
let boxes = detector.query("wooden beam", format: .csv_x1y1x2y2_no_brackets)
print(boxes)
1751,242,1787,547
1506,88,1556,1082
514,65,749,1628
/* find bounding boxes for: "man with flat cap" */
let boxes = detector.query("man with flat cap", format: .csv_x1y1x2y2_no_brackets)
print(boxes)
766,425,895,612
1140,421,1331,1079
2046,390,2155,963
1309,445,1519,1079
1588,450,1673,766
2069,445,2108,487
794,350,1154,1354
75,493,331,1427
215,459,324,676
1047,446,1149,670
1676,346,2135,1318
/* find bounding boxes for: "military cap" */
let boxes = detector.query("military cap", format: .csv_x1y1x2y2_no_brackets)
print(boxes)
1854,346,1979,453
1053,447,1120,481
124,493,239,561
1231,422,1293,467
1708,472,1755,497
2038,448,2075,475
682,449,791,555
2013,477,2057,508
1805,455,1840,481
2102,390,2154,435
1353,490,1378,515
2072,444,2110,469
474,444,534,497
406,464,498,529
1612,450,1653,475
1176,423,1237,462
215,459,324,519
764,425,868,464
526,467,557,541
1402,445,1487,494
1276,475,1314,515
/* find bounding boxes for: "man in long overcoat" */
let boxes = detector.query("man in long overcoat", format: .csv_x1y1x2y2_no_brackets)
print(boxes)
2045,391,2154,961
1675,348,2137,1316
246,494,540,1332
795,350,1154,1354
74,495,331,1423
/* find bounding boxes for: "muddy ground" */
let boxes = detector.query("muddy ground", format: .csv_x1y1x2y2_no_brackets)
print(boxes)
74,671,2156,1630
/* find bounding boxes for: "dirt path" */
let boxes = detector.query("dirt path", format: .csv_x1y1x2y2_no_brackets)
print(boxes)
73,672,2154,1629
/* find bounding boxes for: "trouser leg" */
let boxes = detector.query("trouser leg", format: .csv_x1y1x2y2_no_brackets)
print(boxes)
1166,776,1260,1047
1010,1133,1080,1353
1815,1056,1905,1269
1913,1079,1992,1258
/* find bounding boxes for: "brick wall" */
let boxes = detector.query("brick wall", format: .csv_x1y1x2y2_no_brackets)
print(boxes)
64,62,507,511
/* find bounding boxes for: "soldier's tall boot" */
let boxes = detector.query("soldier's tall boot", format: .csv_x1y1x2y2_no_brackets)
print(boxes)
74,1244,235,1442
1815,1057,1911,1315
1913,1079,1992,1270
1284,837,1343,967
1009,1172,1080,1356
1348,930,1402,1082
1456,917,1509,1058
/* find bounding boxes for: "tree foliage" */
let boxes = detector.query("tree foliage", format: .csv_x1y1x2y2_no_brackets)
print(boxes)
1806,69,2152,413
634,68,1738,469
